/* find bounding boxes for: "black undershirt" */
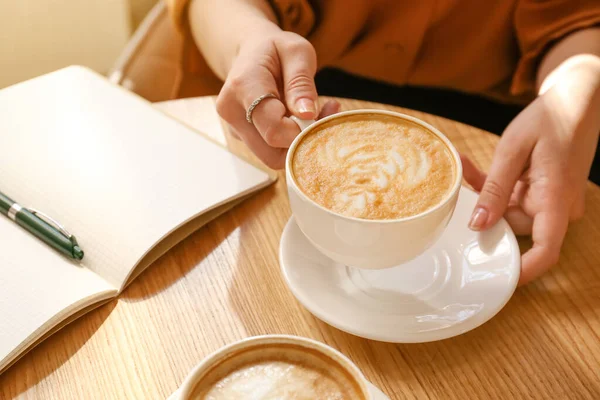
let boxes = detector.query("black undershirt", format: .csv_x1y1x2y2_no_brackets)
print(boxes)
315,67,600,185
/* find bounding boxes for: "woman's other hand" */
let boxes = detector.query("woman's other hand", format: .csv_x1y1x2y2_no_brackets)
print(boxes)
463,54,600,285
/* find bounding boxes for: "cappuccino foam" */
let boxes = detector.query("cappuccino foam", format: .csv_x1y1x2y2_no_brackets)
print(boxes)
190,344,365,400
292,114,456,220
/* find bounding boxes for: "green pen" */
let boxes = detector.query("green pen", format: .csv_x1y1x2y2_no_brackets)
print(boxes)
0,190,84,260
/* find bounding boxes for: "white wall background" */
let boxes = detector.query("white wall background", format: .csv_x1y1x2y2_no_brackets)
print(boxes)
0,0,157,89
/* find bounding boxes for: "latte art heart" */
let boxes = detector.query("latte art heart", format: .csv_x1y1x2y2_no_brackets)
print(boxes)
292,115,456,220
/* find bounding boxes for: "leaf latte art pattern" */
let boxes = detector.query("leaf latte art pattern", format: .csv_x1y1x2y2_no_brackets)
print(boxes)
292,115,456,220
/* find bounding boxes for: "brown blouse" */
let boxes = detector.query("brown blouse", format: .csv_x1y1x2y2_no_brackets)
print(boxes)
166,0,600,104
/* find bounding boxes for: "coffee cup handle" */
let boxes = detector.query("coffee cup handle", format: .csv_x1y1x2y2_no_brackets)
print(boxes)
290,116,316,132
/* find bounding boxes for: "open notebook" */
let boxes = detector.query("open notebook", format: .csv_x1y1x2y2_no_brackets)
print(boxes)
0,66,276,372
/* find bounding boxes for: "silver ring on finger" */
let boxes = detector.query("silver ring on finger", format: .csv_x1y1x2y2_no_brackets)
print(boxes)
246,93,278,125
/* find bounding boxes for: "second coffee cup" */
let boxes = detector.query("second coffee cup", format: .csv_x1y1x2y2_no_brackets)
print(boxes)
172,335,375,399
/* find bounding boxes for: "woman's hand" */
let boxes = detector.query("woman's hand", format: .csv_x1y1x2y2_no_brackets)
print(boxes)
216,30,339,169
462,56,600,285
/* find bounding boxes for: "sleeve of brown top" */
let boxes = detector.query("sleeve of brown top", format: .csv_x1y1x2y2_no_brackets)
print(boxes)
512,0,600,96
164,0,316,36
267,0,316,36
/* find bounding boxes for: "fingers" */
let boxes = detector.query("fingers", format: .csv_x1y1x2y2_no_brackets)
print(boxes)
460,154,534,235
227,128,241,140
519,205,569,285
504,181,534,235
460,154,486,192
226,68,300,149
223,98,337,169
234,38,313,148
318,100,341,119
215,33,320,168
276,35,319,119
218,74,290,169
227,124,288,169
469,131,536,231
246,95,303,148
504,205,534,236
216,61,303,165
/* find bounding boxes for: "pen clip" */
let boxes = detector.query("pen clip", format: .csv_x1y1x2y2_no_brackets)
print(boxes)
27,208,73,239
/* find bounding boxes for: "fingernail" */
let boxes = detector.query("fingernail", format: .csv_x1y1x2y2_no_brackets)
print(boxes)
469,207,488,231
296,98,316,115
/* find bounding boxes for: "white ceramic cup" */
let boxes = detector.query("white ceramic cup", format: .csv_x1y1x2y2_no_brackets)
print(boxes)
287,110,463,269
171,334,373,399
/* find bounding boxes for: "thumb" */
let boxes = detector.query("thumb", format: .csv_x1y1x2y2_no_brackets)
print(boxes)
276,36,319,119
469,139,532,231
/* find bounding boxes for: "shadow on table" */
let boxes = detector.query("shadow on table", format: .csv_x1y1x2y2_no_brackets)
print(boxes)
120,186,277,301
225,203,600,398
119,223,234,301
0,300,116,399
303,281,600,399
0,180,277,398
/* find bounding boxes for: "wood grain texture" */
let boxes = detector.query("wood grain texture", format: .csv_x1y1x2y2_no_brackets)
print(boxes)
2,97,600,399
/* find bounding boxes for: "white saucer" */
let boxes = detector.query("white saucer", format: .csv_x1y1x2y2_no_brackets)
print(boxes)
279,187,520,343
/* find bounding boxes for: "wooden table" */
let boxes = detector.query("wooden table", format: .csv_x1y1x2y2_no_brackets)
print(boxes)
2,97,600,399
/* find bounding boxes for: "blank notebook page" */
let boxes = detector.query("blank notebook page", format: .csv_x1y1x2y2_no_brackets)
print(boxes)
0,66,272,289
0,216,114,367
